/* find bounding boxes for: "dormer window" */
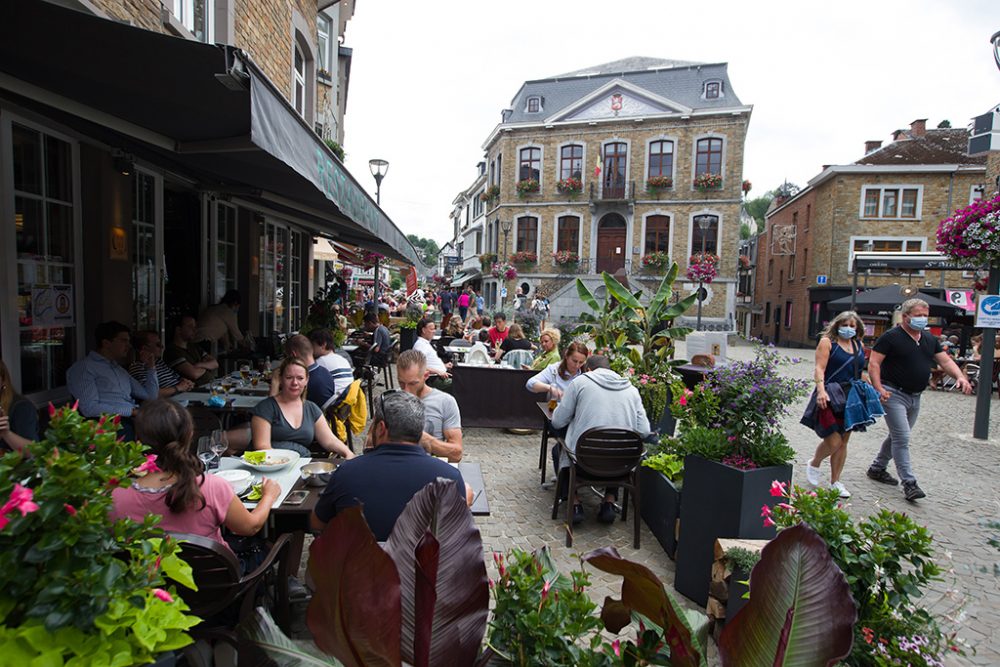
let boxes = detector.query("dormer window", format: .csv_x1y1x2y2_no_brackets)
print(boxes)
526,96,542,113
704,80,722,100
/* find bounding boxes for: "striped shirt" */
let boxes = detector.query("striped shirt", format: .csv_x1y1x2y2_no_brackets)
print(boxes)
315,352,354,402
129,359,182,389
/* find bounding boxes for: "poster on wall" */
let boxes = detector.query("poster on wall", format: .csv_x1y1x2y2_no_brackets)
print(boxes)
31,284,74,327
947,290,976,313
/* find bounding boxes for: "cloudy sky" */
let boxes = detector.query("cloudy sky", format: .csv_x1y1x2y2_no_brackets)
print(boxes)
342,0,1000,247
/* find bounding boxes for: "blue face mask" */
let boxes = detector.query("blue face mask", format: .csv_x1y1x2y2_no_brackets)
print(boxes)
838,327,856,339
908,316,928,330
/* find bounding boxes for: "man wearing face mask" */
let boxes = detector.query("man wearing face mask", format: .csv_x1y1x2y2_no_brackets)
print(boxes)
866,299,971,501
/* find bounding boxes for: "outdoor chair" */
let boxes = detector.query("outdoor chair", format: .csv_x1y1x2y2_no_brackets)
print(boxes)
501,348,535,368
167,532,293,667
551,428,645,548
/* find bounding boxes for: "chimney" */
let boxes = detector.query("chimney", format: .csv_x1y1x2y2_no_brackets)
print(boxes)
891,129,907,141
864,140,883,154
910,118,927,137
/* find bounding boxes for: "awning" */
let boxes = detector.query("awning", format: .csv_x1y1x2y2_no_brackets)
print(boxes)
313,238,338,261
0,1,423,266
451,270,482,287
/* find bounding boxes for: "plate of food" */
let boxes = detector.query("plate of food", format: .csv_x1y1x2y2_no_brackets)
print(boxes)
240,449,301,472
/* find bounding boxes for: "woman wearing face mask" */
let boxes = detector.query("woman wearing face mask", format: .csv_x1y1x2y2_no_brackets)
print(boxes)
804,311,867,498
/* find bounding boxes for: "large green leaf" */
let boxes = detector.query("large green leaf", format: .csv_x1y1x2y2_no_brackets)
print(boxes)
307,505,402,667
244,607,341,666
718,523,857,667
576,279,600,312
661,294,699,320
603,273,642,310
584,547,707,667
384,479,489,667
650,265,679,313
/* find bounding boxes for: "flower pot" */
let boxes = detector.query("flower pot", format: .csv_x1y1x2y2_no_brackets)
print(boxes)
399,328,416,352
639,466,681,560
673,455,790,606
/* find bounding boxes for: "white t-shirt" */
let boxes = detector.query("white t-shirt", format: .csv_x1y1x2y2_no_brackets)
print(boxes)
413,337,448,374
315,351,354,400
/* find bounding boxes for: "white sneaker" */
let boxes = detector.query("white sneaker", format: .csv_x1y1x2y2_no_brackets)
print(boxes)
805,463,822,486
831,481,851,499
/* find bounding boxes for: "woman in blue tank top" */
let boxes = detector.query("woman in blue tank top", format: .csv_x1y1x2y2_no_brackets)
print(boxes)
804,311,866,498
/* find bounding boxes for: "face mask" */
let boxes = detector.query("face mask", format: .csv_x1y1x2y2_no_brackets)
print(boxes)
837,327,856,339
908,316,928,330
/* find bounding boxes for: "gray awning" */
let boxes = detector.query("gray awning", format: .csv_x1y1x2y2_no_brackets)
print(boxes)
450,270,482,287
0,0,423,266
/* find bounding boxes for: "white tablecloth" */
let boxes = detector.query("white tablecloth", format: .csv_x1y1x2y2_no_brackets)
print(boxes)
173,392,265,410
218,455,311,508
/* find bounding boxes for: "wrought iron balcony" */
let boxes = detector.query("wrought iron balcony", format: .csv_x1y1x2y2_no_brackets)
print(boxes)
589,180,635,203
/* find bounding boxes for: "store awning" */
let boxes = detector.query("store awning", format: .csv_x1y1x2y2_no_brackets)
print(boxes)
450,270,482,287
313,238,339,261
0,0,423,266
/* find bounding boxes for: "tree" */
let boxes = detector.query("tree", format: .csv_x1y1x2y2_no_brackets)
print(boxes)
406,234,441,265
937,119,952,128
744,195,774,235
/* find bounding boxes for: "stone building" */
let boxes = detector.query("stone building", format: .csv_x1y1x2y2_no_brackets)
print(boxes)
473,57,752,326
751,119,989,347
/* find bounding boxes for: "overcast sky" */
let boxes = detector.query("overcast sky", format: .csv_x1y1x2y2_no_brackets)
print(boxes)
342,0,1000,248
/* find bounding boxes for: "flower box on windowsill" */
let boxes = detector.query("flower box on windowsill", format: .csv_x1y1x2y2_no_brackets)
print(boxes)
645,176,673,195
516,179,540,197
693,173,723,192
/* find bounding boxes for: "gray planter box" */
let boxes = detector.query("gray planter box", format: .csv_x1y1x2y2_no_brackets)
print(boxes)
638,466,681,559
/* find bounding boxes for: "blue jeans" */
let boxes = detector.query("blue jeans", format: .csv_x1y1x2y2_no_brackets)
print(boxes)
871,385,920,484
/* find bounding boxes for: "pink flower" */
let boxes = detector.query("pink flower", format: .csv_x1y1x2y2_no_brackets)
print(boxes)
678,395,688,406
639,378,648,385
541,579,551,602
152,588,174,603
0,483,40,523
777,503,794,511
612,639,621,657
760,504,772,518
64,504,77,516
48,403,56,418
71,399,79,411
136,454,162,475
769,480,787,497
763,516,775,528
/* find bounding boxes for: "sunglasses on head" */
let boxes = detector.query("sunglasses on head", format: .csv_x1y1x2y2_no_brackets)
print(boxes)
378,389,401,421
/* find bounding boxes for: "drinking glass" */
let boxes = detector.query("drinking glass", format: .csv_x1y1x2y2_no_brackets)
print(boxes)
240,365,250,382
210,430,228,459
250,374,260,388
197,436,216,471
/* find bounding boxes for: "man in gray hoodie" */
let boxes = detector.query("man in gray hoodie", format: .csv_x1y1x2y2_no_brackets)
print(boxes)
550,355,651,524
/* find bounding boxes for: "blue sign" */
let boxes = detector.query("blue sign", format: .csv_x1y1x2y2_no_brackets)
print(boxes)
816,275,828,285
977,294,1000,328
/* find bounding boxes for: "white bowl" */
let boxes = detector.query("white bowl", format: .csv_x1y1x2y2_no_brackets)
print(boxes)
214,469,252,495
240,449,301,472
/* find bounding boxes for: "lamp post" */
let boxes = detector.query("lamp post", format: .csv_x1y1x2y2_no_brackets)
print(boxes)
694,214,712,330
499,218,512,309
368,159,389,301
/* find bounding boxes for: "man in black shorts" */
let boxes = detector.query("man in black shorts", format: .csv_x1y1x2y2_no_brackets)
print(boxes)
866,299,971,501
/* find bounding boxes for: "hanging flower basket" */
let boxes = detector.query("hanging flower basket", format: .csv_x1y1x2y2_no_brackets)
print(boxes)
491,261,518,281
480,185,500,205
693,173,723,192
742,179,752,194
556,177,582,195
338,266,353,279
516,178,540,196
646,175,673,192
936,192,1000,267
687,252,719,283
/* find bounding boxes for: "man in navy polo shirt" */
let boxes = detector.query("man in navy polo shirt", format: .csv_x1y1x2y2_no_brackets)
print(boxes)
310,390,468,541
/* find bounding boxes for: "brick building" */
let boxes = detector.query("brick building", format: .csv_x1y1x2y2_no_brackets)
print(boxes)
468,57,751,326
751,120,989,347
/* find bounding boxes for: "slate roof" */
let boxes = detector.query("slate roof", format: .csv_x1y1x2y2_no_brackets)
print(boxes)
503,57,744,125
855,128,986,166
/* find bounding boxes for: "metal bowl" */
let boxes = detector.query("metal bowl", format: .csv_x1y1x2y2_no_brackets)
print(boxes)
300,461,337,487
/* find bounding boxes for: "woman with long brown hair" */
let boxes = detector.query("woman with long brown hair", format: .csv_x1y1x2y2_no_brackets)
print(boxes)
110,399,280,548
525,341,589,400
0,359,36,453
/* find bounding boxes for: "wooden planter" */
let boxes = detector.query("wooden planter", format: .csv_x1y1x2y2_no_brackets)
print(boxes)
638,466,681,559
673,455,791,606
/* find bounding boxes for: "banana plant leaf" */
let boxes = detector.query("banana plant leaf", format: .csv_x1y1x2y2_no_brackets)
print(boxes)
243,607,341,666
603,272,642,310
576,279,600,312
584,547,708,667
718,523,857,667
384,479,490,667
306,505,402,667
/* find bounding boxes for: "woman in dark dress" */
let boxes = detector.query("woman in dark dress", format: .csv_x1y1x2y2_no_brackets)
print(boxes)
0,359,37,453
494,324,534,362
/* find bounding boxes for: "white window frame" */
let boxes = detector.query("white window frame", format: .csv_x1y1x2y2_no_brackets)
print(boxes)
525,96,543,113
131,167,165,333
173,0,215,42
293,44,306,118
703,79,723,100
687,211,722,259
551,211,584,258
970,184,987,204
316,13,333,77
211,200,238,304
848,235,927,275
858,184,923,220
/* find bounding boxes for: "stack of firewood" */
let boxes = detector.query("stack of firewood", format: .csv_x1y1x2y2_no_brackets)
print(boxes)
706,537,768,639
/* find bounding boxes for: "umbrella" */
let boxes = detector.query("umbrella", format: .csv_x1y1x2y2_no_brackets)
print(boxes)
827,285,962,316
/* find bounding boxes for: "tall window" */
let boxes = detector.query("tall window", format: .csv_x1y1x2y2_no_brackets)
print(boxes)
261,220,305,335
644,215,670,253
861,186,920,219
850,236,925,273
518,147,541,182
516,216,538,253
132,172,158,331
695,138,723,176
214,202,237,300
10,122,79,394
293,46,306,117
692,214,719,255
559,144,583,180
173,0,212,42
556,216,579,252
648,140,674,178
317,14,332,75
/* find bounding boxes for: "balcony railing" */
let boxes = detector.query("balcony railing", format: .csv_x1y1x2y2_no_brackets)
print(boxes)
589,180,635,203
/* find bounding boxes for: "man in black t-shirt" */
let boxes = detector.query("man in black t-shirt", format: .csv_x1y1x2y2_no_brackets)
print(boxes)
866,299,971,501
310,390,469,541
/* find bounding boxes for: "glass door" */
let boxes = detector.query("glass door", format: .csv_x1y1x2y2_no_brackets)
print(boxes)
132,169,163,333
603,142,627,199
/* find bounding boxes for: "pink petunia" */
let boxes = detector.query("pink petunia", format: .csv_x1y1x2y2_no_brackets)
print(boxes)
152,588,174,603
769,480,787,497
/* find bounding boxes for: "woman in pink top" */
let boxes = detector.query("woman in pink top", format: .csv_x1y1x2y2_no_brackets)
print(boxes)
457,289,471,323
111,399,280,550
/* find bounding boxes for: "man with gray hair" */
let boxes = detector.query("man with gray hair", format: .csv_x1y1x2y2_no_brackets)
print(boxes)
866,298,971,501
310,390,467,540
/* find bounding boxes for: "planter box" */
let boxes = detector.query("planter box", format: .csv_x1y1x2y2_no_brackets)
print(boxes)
639,466,681,559
674,455,791,606
726,566,750,623
398,328,416,352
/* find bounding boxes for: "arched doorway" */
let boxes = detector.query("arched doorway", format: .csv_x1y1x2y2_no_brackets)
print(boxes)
596,213,627,274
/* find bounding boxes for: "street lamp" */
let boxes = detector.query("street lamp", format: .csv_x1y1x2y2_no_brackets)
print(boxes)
368,158,389,205
694,214,713,331
499,218,512,309
991,29,1000,71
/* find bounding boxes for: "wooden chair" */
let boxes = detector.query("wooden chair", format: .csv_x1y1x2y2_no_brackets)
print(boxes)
167,532,293,666
551,428,645,548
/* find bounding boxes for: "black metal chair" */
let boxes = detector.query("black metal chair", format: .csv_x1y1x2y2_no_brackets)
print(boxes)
550,428,645,548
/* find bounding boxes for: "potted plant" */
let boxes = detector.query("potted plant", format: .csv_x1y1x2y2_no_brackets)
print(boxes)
741,179,752,195
640,251,671,274
0,405,200,665
646,175,673,193
491,261,518,281
671,343,810,606
509,251,537,269
687,252,719,283
480,185,500,206
551,250,579,272
693,173,723,192
936,191,1000,266
397,302,422,351
556,176,582,197
300,284,348,347
478,252,498,272
515,178,540,197
639,450,683,559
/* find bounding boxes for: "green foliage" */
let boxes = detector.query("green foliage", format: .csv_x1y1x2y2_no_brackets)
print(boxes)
406,234,440,265
323,138,345,161
390,274,403,290
772,485,964,666
0,406,199,665
302,284,348,345
723,546,761,575
667,426,731,463
641,452,684,485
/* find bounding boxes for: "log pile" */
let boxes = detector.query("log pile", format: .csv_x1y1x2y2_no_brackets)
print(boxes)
706,537,768,640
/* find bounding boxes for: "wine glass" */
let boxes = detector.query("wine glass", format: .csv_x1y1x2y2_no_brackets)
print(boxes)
197,436,216,471
240,365,250,382
250,373,260,388
210,430,228,459
220,379,232,399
